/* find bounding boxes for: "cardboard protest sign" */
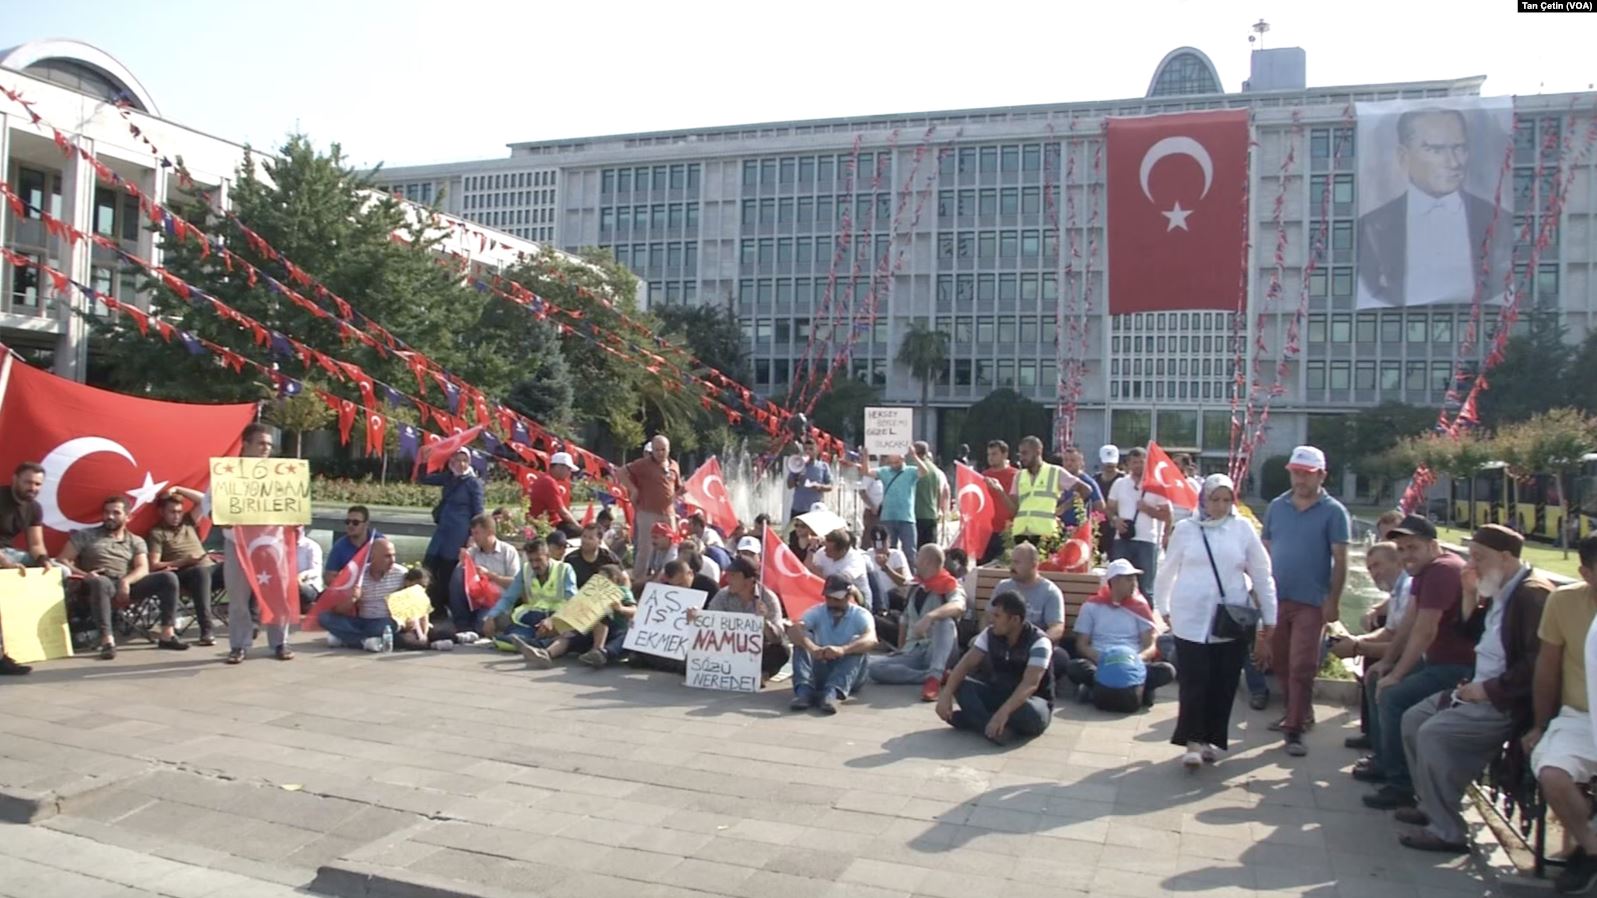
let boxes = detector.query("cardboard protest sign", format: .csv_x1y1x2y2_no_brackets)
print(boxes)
684,610,763,693
0,568,72,663
386,583,432,624
549,575,628,635
862,407,912,458
209,457,311,525
622,582,705,660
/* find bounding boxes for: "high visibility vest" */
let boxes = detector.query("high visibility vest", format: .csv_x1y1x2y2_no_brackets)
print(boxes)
1010,465,1063,538
512,560,569,623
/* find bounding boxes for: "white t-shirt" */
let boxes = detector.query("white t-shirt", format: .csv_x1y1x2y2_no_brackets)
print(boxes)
1107,475,1168,545
972,627,1054,669
864,546,909,580
812,547,871,596
296,536,324,591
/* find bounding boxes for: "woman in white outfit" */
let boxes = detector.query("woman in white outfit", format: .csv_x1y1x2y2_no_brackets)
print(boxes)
1153,474,1278,770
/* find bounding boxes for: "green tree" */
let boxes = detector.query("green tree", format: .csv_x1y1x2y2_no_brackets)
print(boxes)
1492,408,1597,553
791,378,881,446
1306,403,1438,498
1568,330,1597,417
263,389,334,458
464,299,573,430
1475,317,1574,429
957,389,1053,460
654,300,749,383
895,321,949,442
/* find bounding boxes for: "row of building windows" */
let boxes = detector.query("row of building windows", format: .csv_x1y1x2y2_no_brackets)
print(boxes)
935,272,1061,304
940,358,1059,391
740,194,893,229
738,277,885,307
650,280,700,306
465,171,556,192
740,154,889,192
1303,310,1513,346
1108,409,1233,452
599,203,700,233
1111,380,1232,402
508,226,553,243
753,356,888,390
397,182,435,204
937,144,1061,179
470,209,551,230
739,235,894,268
466,189,554,210
937,187,1055,220
743,317,888,346
1304,360,1455,394
1112,356,1235,377
5,252,132,318
599,164,702,195
935,229,1061,263
15,168,142,244
612,242,699,275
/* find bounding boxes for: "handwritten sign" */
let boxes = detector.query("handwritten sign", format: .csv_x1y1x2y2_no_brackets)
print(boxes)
622,583,704,660
863,407,912,458
684,610,763,693
386,583,432,625
209,457,311,525
0,568,72,664
549,576,628,635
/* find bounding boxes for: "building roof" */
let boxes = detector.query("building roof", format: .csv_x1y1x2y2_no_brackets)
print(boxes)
1146,47,1224,97
0,39,160,116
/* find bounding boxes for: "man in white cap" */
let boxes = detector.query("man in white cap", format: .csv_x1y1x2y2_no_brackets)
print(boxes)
1065,558,1175,711
1094,445,1124,561
1262,444,1351,757
528,452,581,539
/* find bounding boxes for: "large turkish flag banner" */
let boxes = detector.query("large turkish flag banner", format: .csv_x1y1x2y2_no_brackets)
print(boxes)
233,525,301,628
1106,110,1250,315
761,524,822,619
951,463,996,562
683,456,739,537
0,353,256,553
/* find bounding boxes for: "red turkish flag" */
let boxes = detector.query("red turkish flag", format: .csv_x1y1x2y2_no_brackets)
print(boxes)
303,537,373,631
457,548,503,611
1143,441,1200,510
683,456,738,537
0,353,255,553
1106,110,1249,315
413,424,484,476
761,524,822,619
951,462,996,561
364,412,386,458
232,525,301,627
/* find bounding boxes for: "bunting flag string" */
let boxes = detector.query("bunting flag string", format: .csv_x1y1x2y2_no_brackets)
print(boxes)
1224,120,1261,480
793,133,866,399
1043,120,1068,452
1060,127,1105,447
817,130,896,393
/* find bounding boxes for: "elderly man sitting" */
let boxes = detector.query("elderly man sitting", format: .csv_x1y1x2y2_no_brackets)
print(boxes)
868,544,966,701
1064,558,1176,711
788,574,879,714
937,590,1055,744
318,538,408,652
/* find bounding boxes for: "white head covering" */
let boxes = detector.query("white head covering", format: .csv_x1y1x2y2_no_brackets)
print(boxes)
1200,473,1237,523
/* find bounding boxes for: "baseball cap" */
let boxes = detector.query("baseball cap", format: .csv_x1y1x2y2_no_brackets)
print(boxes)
1389,514,1438,541
736,536,762,554
1286,445,1327,472
1099,445,1120,465
549,451,575,469
1103,558,1143,580
822,574,854,598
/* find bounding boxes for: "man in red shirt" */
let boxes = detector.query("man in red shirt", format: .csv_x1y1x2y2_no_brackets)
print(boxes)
527,452,580,539
978,440,1018,565
619,435,682,583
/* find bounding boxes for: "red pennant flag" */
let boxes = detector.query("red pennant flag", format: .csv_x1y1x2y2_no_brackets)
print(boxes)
414,424,484,476
682,456,738,537
457,549,503,611
303,537,373,630
231,525,301,628
761,524,823,619
1106,110,1249,314
334,399,356,446
365,411,386,457
0,353,254,552
952,462,996,561
1143,441,1200,509
580,501,596,527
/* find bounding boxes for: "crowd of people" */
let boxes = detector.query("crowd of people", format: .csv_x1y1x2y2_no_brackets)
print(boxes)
4,422,1596,886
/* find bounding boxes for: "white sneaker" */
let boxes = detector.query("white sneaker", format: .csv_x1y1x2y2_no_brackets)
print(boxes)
455,632,480,645
326,634,344,648
1201,745,1222,764
430,640,455,651
360,637,385,653
1181,741,1203,772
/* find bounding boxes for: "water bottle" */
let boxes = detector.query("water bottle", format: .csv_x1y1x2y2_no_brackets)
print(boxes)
381,626,394,654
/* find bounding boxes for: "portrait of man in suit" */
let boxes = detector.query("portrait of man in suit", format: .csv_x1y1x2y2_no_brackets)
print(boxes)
1356,108,1511,308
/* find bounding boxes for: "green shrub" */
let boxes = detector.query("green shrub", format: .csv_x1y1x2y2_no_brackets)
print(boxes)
313,476,523,509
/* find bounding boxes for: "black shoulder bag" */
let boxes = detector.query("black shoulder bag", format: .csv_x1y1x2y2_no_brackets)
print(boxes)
1202,526,1261,641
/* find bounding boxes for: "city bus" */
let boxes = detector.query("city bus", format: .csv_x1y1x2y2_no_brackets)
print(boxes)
1450,454,1597,543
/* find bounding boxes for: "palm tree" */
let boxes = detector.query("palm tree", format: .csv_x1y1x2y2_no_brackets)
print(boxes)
895,321,950,442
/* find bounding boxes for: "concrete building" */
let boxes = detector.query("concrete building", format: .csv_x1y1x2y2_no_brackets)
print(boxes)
0,39,546,381
372,46,1597,496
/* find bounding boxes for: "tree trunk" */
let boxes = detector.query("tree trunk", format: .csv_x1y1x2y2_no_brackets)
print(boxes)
295,430,304,459
919,377,930,444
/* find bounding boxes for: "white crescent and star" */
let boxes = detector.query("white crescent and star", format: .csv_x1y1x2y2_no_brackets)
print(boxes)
1139,136,1215,232
957,483,988,516
37,437,168,531
702,474,729,504
246,533,288,586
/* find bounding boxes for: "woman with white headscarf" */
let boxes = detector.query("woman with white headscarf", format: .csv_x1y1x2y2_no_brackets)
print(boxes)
1153,473,1278,770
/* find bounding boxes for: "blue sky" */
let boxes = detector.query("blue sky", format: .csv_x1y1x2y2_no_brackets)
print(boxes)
6,0,1592,169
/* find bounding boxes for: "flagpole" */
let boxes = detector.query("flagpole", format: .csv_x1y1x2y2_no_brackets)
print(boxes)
0,349,12,425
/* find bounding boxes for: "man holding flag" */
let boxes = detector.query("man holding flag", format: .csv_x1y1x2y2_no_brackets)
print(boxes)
1108,447,1177,598
992,435,1091,546
215,423,298,665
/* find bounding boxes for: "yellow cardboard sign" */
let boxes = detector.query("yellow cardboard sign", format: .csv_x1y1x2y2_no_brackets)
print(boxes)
0,568,72,664
550,576,627,635
209,457,311,525
386,584,432,625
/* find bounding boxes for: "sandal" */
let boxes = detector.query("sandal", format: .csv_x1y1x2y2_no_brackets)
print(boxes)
225,649,246,665
274,645,295,661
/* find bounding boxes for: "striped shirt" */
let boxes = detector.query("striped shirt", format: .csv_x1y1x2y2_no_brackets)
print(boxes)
358,565,410,619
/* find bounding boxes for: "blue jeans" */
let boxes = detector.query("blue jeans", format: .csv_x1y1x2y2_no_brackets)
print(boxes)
868,618,957,684
317,612,392,647
447,567,497,633
566,623,629,661
881,520,917,555
492,610,553,650
793,649,868,700
1244,655,1270,697
951,677,1051,741
1111,539,1158,597
1373,662,1473,791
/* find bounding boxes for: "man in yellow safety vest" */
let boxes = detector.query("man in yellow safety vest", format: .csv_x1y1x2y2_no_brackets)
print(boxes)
991,436,1091,545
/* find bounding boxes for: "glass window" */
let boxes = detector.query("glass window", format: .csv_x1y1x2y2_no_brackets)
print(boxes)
997,316,1016,344
977,318,995,343
1381,316,1402,343
1159,410,1198,447
1329,362,1351,390
1355,362,1376,390
1431,315,1453,344
1431,362,1452,394
1022,145,1041,172
978,233,996,259
955,317,972,343
1407,316,1427,343
93,187,118,237
798,157,814,183
779,158,795,184
601,170,615,194
956,275,974,302
1331,268,1353,297
1021,187,1041,215
954,359,972,386
979,147,998,173
1018,360,1038,388
1000,188,1019,215
1306,361,1326,391
1406,362,1426,392
958,147,977,175
818,156,834,184
10,252,40,307
1307,314,1326,344
1332,221,1353,253
759,159,776,186
1020,231,1039,258
958,190,976,216
687,164,700,189
1380,362,1401,393
1000,231,1018,257
1020,273,1039,301
977,274,995,301
998,274,1017,301
1333,174,1354,205
1000,146,1020,172
1308,269,1327,297
1202,411,1231,450
1331,315,1352,343
1110,410,1152,448
1041,273,1057,301
1356,313,1376,343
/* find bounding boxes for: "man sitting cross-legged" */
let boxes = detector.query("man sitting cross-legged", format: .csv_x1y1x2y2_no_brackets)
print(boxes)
448,513,522,634
58,496,183,659
515,565,637,669
937,590,1055,744
318,538,407,652
868,544,965,701
691,557,791,681
788,575,879,714
1065,558,1177,711
479,538,576,651
991,541,1067,676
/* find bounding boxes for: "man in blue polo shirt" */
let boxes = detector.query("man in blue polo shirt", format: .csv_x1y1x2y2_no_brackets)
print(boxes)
1262,445,1351,757
788,575,879,714
326,505,381,579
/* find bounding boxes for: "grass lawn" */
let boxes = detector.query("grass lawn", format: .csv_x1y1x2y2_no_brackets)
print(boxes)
1431,524,1583,581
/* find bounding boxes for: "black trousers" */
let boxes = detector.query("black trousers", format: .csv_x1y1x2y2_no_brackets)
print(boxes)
425,557,458,615
172,564,216,637
1065,657,1178,711
80,572,181,639
915,519,937,551
1172,636,1251,750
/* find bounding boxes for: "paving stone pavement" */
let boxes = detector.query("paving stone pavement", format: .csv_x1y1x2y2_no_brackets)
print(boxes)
0,637,1524,897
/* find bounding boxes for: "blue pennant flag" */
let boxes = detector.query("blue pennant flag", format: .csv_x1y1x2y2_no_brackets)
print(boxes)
178,331,206,356
397,424,419,461
277,377,303,398
467,449,489,476
443,381,462,415
512,420,530,445
594,490,618,509
481,430,504,455
269,331,293,357
381,384,407,408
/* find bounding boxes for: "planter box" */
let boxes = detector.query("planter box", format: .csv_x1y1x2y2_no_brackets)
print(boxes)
965,565,1101,625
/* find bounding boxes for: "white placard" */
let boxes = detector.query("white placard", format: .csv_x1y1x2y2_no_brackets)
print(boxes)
863,407,913,458
621,582,705,661
684,610,764,693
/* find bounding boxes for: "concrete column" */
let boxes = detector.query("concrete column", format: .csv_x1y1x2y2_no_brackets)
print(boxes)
52,139,94,381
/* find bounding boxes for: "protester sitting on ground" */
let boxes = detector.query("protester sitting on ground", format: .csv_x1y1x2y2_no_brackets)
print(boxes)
325,505,380,579
734,535,762,571
992,542,1066,667
527,452,583,539
1332,540,1406,752
446,513,523,633
480,538,576,649
675,546,722,597
868,544,966,700
862,523,912,614
808,528,870,599
685,509,726,552
547,528,571,561
1359,515,1474,811
144,492,217,647
514,565,636,670
788,575,879,714
1524,535,1597,893
595,508,630,563
695,557,789,680
566,522,621,588
638,520,680,582
1066,559,1176,712
391,567,441,650
1392,524,1550,855
0,462,55,674
296,531,323,613
943,547,970,580
936,590,1055,744
787,518,819,565
58,496,184,659
318,537,407,653
681,536,721,583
